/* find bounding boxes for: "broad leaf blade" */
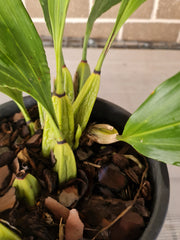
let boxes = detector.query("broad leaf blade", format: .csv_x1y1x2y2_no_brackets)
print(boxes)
0,0,55,121
121,72,180,165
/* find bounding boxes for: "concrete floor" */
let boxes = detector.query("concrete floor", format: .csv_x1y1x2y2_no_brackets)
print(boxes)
0,48,180,239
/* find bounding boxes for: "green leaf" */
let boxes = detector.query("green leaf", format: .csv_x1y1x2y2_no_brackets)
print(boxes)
120,72,180,165
90,0,121,21
39,0,71,96
39,0,70,96
0,87,35,134
48,0,70,94
39,0,52,34
95,0,146,71
0,0,56,123
112,0,146,37
0,87,27,120
82,0,122,60
37,102,46,128
0,87,23,106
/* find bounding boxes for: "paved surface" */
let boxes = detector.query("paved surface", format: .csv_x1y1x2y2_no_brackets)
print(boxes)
0,48,180,239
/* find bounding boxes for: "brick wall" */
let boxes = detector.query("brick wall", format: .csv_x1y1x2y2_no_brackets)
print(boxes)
24,0,180,46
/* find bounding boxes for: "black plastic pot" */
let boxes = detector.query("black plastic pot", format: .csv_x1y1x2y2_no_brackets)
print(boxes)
0,96,169,240
92,98,170,240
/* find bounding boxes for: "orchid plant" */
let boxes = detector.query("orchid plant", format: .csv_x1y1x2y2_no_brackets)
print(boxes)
0,1,180,236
